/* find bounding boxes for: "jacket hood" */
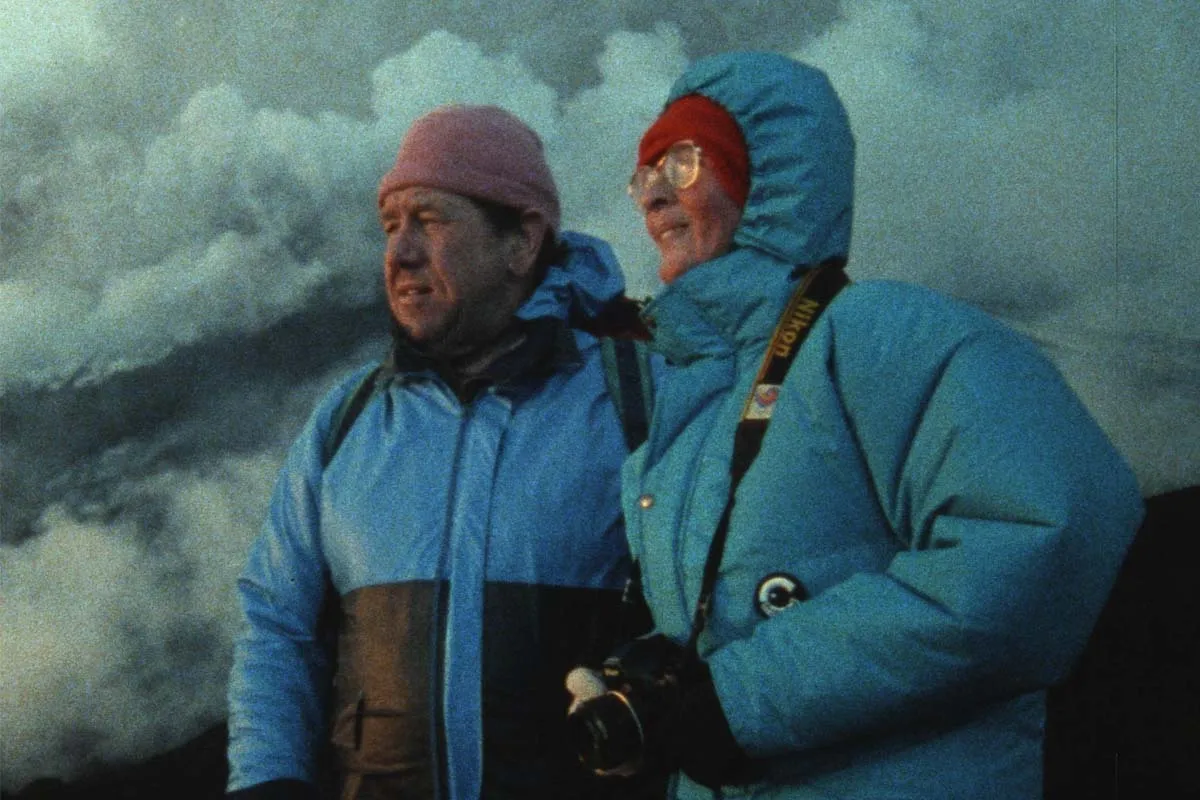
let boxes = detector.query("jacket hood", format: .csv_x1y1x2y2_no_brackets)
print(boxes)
516,230,627,324
664,52,855,268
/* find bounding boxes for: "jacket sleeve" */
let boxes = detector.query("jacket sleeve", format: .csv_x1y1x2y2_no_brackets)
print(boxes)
709,285,1144,756
226,372,365,791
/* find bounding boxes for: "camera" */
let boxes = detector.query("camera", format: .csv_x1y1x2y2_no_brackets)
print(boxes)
565,635,685,777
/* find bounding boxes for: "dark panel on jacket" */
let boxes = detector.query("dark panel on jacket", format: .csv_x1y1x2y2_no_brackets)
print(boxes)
326,581,657,800
332,581,444,800
480,582,630,800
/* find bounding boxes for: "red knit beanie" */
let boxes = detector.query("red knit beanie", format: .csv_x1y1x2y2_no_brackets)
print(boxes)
637,94,749,209
378,104,561,230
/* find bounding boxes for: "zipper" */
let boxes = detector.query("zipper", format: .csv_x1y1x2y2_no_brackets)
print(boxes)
428,395,470,800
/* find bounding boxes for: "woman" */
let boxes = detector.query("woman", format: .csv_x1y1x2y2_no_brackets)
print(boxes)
578,52,1143,799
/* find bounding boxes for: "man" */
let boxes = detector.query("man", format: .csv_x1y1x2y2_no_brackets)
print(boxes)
567,52,1143,798
227,104,650,800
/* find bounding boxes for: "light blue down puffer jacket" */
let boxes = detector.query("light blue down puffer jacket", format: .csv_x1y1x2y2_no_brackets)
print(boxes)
622,52,1144,799
228,232,645,800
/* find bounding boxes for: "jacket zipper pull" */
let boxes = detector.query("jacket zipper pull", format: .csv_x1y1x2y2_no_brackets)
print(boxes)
354,690,365,751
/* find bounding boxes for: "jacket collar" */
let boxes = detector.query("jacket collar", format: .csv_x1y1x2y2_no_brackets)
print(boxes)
643,249,801,366
386,316,579,401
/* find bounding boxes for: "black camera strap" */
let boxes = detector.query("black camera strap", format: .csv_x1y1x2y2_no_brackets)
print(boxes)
683,260,848,659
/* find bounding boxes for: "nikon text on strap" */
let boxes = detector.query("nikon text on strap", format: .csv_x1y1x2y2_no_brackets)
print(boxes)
683,261,849,658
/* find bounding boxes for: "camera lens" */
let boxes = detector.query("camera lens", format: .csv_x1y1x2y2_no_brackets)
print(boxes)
566,691,646,775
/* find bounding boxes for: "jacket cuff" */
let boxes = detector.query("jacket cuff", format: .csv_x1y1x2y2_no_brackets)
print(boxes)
227,778,319,800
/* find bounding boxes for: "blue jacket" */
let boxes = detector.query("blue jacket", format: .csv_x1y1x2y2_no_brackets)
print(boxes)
623,53,1144,798
227,233,644,799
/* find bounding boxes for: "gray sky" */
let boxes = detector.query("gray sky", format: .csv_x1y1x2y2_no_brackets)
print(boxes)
1,0,1197,790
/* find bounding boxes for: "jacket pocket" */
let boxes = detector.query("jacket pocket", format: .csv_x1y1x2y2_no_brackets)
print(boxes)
331,582,440,790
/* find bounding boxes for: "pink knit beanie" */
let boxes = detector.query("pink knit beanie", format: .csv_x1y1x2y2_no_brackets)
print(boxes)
377,104,561,231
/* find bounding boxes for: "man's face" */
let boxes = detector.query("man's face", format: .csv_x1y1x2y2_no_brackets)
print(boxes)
380,187,537,358
637,161,742,285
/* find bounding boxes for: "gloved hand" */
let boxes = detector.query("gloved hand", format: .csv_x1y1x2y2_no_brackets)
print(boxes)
671,654,757,789
566,634,755,788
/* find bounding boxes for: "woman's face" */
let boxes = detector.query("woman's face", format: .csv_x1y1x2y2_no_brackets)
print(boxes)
635,155,743,285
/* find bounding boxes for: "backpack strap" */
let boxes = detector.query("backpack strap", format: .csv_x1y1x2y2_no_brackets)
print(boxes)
597,336,657,655
321,365,386,468
600,337,654,452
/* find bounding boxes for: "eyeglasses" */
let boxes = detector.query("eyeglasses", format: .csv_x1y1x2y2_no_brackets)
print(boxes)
627,140,702,204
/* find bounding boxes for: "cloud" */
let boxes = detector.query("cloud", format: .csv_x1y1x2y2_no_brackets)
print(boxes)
799,1,1116,309
796,0,1199,494
1,82,378,393
0,26,694,393
0,454,279,789
0,1,111,91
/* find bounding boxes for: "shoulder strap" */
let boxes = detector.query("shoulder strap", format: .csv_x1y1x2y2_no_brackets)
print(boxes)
684,262,849,658
321,365,385,467
601,337,654,452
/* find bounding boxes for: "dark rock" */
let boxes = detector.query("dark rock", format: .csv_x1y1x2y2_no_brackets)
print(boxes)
2,724,227,800
1045,485,1200,797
